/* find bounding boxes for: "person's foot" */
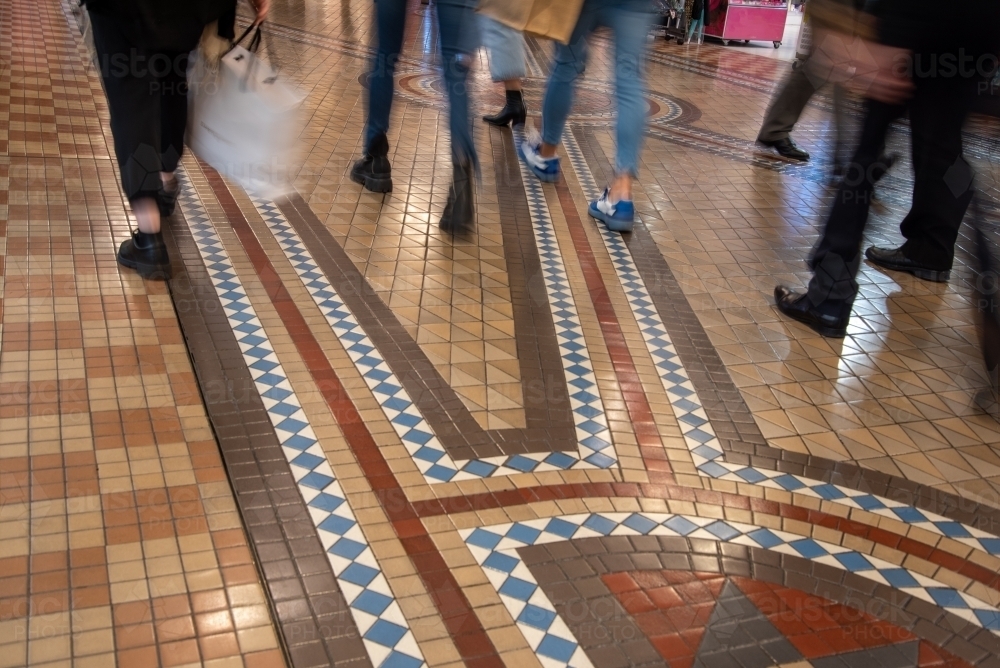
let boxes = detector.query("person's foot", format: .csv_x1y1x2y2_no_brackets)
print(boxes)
518,131,561,183
159,175,178,218
117,230,171,279
439,161,474,235
588,188,635,233
350,133,393,193
483,90,527,128
757,137,810,161
774,286,849,338
865,246,951,282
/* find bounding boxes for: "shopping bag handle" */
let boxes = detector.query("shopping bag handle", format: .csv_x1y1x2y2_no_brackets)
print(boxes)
233,23,263,53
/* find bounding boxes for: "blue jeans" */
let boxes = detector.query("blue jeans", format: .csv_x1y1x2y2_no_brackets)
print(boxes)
541,0,653,177
364,0,478,164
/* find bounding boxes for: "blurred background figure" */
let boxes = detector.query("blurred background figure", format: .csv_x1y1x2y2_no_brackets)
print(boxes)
775,0,1000,338
350,0,479,234
480,16,528,128
84,0,269,279
686,0,706,45
519,0,655,234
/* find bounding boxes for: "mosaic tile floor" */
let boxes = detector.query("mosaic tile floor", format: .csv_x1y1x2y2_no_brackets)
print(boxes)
4,0,1000,667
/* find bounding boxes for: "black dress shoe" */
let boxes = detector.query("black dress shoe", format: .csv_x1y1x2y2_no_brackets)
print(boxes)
350,133,393,193
117,230,171,279
439,161,474,235
774,286,849,338
865,246,950,282
483,90,527,128
758,137,810,161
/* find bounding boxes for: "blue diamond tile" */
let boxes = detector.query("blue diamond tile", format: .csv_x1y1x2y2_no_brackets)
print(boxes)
517,604,557,631
318,514,356,535
380,651,423,668
542,452,576,470
789,539,827,559
461,460,498,477
328,537,366,560
812,484,847,501
748,528,783,549
583,451,616,468
734,467,767,484
498,576,537,601
483,552,519,574
772,474,806,491
505,455,538,473
834,552,874,572
663,516,698,536
852,495,886,511
365,619,407,648
290,452,324,471
704,521,740,541
536,634,577,663
892,507,928,524
544,518,578,539
881,568,919,588
506,524,542,545
401,429,433,446
352,590,393,616
275,417,308,434
283,434,316,451
466,529,503,550
424,464,456,482
935,521,971,539
623,513,658,535
308,493,344,512
582,515,617,536
340,562,379,587
298,471,334,490
928,588,968,609
974,610,1000,631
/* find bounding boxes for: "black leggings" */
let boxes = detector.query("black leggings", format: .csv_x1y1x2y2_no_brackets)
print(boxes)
89,10,190,202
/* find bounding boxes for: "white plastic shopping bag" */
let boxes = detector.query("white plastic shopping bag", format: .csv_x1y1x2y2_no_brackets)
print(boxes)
186,27,305,199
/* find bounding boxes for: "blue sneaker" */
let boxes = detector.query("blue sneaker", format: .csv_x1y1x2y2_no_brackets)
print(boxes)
589,188,635,232
518,135,561,183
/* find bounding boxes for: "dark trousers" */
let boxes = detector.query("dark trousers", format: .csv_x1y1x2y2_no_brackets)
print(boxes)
758,58,848,162
807,76,978,308
364,0,477,164
89,10,190,202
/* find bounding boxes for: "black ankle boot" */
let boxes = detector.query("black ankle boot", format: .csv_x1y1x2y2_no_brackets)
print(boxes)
117,230,171,279
439,161,474,235
483,89,527,128
350,133,393,193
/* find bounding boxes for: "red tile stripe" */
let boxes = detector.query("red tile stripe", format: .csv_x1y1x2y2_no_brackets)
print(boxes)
409,482,1000,595
552,177,673,480
201,167,503,668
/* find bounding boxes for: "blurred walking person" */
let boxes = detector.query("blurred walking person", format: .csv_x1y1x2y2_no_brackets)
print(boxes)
350,0,479,234
775,0,1000,337
481,16,528,128
519,0,655,233
85,0,269,278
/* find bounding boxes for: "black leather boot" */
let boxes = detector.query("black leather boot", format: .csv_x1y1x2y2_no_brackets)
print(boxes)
350,133,393,193
483,89,527,128
117,230,171,279
439,161,474,235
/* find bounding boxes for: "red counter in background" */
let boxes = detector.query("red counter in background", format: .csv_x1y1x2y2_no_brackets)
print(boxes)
704,1,789,47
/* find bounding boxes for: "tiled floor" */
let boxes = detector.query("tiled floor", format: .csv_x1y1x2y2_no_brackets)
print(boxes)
4,0,1000,667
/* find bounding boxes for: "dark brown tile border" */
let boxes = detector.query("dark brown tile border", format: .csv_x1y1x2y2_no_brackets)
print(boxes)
275,124,576,461
163,200,371,668
519,535,1000,668
571,124,1000,535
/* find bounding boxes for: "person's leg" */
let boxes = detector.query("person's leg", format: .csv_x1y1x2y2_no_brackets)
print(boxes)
831,81,848,170
797,100,905,314
352,0,406,193
363,0,407,150
539,0,597,156
89,10,172,278
480,16,527,126
89,11,164,222
894,77,977,273
158,50,189,215
686,17,702,42
756,60,819,160
435,0,479,232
